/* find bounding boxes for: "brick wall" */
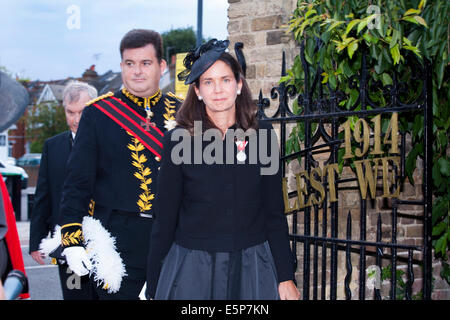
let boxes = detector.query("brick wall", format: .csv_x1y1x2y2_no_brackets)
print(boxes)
227,0,297,104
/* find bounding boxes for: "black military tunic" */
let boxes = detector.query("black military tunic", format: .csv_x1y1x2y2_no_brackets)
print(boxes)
59,88,182,299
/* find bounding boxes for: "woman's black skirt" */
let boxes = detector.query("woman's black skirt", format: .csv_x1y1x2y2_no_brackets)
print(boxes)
154,241,280,300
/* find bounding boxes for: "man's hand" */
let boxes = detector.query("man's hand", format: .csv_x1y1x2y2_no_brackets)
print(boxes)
30,251,46,265
62,247,92,276
278,280,301,300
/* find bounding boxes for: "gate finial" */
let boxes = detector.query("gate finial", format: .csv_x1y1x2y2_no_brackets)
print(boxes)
234,42,246,77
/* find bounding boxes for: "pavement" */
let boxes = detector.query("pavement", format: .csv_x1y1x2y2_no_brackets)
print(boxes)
12,188,63,300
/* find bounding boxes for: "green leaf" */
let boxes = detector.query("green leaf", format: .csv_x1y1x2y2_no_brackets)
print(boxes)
432,197,448,225
402,36,412,46
328,72,337,90
440,261,450,284
286,139,293,155
390,29,400,49
438,158,450,176
437,131,448,151
345,19,361,36
404,8,421,16
305,8,317,19
357,19,368,34
292,98,299,114
390,44,401,65
414,16,428,27
418,0,426,10
345,13,354,19
363,32,378,45
347,89,359,109
347,40,358,59
340,60,353,77
377,15,385,37
433,222,447,236
412,115,423,141
299,19,309,37
327,20,345,32
435,234,448,256
321,71,329,84
406,144,420,184
381,73,393,86
402,16,419,24
432,162,443,188
437,59,445,89
403,45,422,58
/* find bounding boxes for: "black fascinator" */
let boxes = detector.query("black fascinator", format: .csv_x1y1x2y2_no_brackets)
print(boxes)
177,39,230,85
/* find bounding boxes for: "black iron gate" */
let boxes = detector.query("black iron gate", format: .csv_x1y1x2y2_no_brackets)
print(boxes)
237,40,433,300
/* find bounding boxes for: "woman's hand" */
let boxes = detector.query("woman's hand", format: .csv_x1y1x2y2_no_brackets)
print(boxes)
278,280,301,300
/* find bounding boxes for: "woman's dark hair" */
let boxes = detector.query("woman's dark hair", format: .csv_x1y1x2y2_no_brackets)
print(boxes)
175,52,258,134
119,29,163,62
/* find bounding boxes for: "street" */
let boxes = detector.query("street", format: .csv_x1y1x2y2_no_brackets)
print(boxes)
14,187,62,300
17,221,63,300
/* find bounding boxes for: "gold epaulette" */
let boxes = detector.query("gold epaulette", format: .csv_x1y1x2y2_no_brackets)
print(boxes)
85,91,114,106
166,91,184,102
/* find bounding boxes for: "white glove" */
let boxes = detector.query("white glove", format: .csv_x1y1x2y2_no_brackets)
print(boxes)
62,247,92,276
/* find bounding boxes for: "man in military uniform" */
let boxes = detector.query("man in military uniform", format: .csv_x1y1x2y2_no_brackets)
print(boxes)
58,29,182,299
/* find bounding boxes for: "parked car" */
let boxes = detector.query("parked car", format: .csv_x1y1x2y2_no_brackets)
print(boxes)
5,157,17,166
0,159,28,189
17,153,41,167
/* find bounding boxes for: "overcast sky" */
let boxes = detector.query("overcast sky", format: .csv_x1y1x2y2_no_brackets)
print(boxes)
0,0,229,81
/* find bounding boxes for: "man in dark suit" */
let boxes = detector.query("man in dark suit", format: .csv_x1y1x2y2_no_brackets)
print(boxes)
29,80,98,299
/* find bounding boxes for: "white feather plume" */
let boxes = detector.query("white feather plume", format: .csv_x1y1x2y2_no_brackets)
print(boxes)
38,216,127,294
83,216,127,294
39,225,61,257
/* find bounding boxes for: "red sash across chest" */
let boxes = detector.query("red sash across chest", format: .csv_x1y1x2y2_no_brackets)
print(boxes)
92,97,164,159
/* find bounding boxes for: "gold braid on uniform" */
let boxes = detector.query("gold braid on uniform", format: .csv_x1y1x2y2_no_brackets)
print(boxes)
163,94,178,130
127,132,155,212
60,199,96,248
124,90,182,212
122,88,162,108
85,91,114,106
88,199,95,216
61,223,84,247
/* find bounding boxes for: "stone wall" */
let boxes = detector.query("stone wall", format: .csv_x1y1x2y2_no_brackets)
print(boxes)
227,0,449,300
227,0,297,104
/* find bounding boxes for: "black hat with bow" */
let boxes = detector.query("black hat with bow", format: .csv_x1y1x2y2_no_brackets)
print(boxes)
177,39,230,85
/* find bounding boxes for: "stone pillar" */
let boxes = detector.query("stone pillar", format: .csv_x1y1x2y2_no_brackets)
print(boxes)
227,0,297,104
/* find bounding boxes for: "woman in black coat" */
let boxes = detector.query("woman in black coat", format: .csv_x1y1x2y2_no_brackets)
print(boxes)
146,39,300,300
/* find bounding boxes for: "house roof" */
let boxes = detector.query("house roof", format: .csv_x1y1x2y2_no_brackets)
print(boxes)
22,66,175,106
88,71,122,95
36,84,66,104
48,84,65,101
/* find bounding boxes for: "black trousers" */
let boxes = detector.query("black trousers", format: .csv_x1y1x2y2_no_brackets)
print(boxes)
92,210,153,300
57,263,97,300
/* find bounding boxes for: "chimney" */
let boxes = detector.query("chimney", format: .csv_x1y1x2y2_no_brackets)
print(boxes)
82,64,98,80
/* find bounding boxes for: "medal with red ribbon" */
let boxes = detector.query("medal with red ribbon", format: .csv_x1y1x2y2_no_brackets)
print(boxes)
235,140,248,162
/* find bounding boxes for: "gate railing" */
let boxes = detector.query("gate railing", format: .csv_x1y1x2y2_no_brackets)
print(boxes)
236,39,433,300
